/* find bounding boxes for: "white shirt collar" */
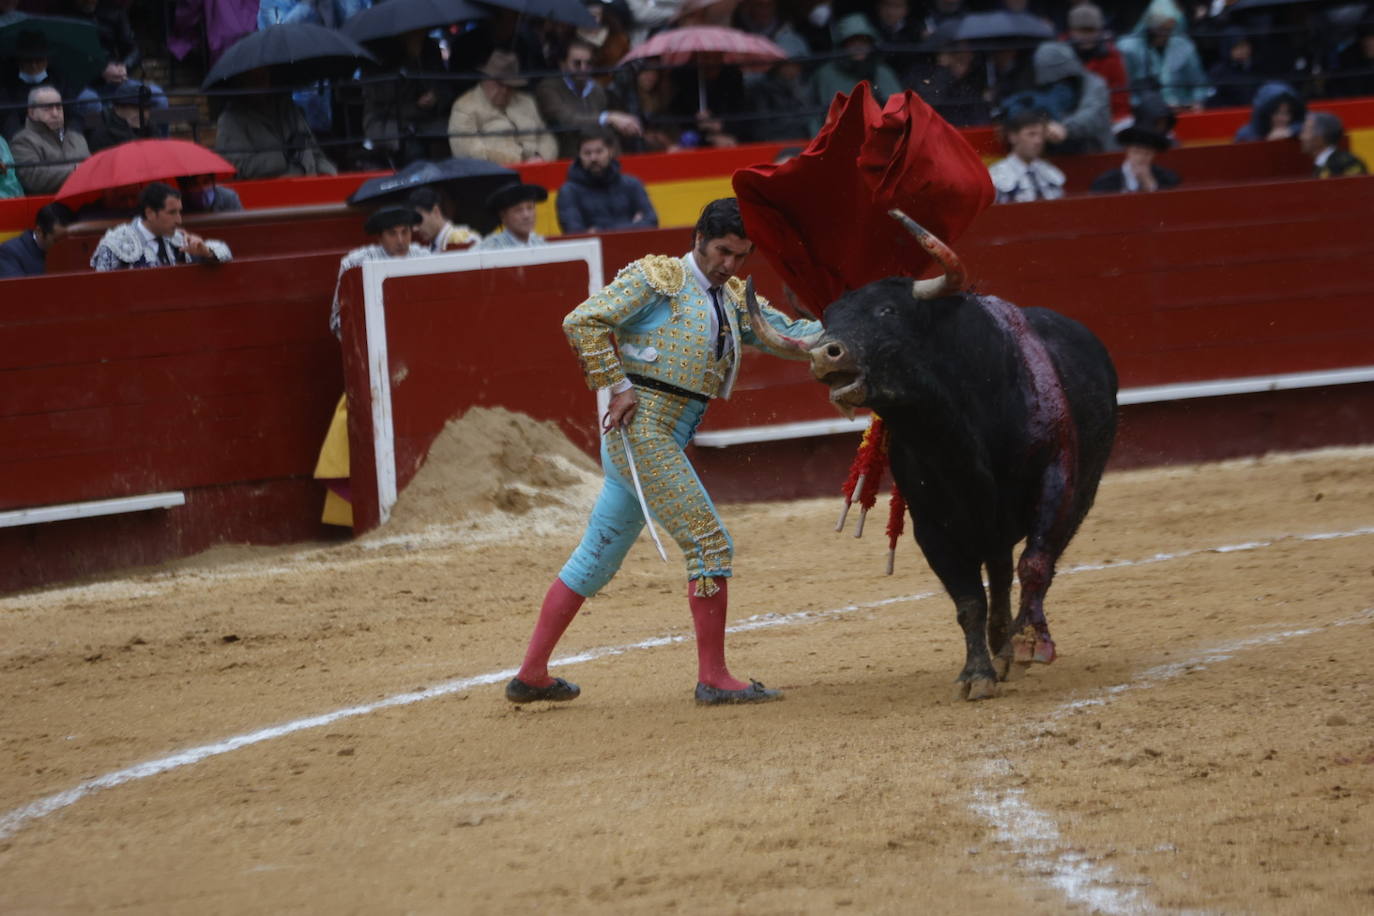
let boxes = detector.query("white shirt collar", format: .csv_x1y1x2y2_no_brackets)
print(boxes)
684,249,713,295
134,217,158,243
1315,146,1335,168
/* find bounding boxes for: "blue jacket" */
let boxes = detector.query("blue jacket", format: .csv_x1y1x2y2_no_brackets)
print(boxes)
556,159,658,234
0,230,44,279
1233,82,1306,142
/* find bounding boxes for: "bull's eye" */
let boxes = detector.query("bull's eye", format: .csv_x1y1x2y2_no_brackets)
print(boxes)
877,305,896,318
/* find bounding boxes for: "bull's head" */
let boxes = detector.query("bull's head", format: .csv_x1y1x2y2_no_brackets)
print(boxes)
744,211,968,418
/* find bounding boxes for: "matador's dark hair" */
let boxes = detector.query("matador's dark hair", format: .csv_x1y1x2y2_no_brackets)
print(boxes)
139,181,181,217
694,197,746,243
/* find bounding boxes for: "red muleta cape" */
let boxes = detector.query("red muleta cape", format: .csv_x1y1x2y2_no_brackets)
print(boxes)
732,81,995,316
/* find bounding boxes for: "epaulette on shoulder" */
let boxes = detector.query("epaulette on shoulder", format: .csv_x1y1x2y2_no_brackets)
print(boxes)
636,254,686,296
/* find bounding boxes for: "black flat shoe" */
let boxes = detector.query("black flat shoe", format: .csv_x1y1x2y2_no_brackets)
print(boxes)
694,679,783,706
505,676,581,704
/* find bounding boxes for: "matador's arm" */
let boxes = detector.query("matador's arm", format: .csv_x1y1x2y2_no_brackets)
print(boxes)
562,255,681,390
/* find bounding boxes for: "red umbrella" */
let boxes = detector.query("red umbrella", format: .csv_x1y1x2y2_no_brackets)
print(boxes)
619,26,787,110
55,140,236,209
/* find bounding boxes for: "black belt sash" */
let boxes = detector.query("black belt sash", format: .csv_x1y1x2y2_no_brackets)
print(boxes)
626,373,709,404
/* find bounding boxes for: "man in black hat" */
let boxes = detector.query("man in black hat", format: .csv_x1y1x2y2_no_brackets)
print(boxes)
1090,123,1181,194
318,205,430,528
328,206,428,336
477,182,549,250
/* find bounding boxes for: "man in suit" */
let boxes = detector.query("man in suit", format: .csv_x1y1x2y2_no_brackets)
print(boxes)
1300,112,1369,179
0,203,71,278
534,37,641,160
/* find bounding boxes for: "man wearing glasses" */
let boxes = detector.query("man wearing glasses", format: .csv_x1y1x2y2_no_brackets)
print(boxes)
535,37,642,159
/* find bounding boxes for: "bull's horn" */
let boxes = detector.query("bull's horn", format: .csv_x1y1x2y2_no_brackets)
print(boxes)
743,276,821,356
889,209,967,300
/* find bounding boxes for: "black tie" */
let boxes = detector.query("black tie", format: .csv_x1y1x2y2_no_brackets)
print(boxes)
709,287,727,359
1026,166,1043,200
156,237,172,266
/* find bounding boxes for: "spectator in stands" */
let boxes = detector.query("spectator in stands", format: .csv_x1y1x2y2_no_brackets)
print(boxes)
447,9,549,96
10,86,89,195
556,129,658,234
90,181,233,271
744,45,813,142
178,174,244,213
870,0,922,76
84,80,155,153
2,30,76,140
920,0,966,39
449,51,557,165
733,0,811,83
65,0,169,126
1066,3,1131,121
362,29,454,166
906,38,991,128
1090,122,1180,193
809,14,902,132
616,59,678,153
0,133,22,198
536,38,642,160
666,52,749,148
0,202,70,278
1326,20,1374,100
988,109,1066,204
1118,11,1211,111
1232,81,1305,142
583,0,633,76
214,70,338,179
408,186,481,252
1206,27,1262,109
1014,42,1113,156
1300,112,1369,179
478,182,549,250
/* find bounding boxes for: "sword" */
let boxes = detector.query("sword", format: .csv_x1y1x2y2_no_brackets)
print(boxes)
617,428,669,563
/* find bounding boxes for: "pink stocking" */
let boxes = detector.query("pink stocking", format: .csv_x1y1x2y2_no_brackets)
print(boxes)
688,578,748,690
516,578,585,687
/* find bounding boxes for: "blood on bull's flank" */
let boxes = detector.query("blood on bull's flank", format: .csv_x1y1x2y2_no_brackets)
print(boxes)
746,210,1119,701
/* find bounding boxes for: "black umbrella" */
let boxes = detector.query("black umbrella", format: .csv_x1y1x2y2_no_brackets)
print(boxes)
475,0,597,29
0,12,105,88
952,11,1054,42
348,157,520,234
342,0,488,44
201,23,378,90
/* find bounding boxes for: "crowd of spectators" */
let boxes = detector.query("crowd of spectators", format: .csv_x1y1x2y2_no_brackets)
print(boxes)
0,0,1371,203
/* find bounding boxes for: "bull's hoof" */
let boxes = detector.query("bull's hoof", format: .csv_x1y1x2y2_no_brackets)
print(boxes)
992,654,1029,682
1034,638,1057,664
956,677,1001,701
1011,627,1037,664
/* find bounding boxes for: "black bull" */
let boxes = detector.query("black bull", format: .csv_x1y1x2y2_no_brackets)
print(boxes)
746,214,1118,700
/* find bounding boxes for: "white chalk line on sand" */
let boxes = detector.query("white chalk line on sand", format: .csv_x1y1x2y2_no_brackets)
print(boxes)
2,525,1373,914
970,605,1374,915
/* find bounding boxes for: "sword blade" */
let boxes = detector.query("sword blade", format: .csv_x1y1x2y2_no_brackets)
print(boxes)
617,428,669,562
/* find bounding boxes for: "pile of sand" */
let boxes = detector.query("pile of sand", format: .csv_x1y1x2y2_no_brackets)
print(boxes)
377,407,603,543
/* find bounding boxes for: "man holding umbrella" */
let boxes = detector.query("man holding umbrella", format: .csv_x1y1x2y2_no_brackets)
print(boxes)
214,68,338,179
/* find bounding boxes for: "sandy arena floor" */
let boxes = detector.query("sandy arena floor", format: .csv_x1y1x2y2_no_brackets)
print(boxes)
1,411,1372,914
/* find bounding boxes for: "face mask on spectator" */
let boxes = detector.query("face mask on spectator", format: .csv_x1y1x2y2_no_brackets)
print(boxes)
807,3,831,27
188,187,217,210
18,69,48,84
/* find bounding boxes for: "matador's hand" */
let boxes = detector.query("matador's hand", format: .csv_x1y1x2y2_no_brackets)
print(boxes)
603,388,638,432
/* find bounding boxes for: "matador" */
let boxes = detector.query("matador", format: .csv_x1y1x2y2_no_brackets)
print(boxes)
506,197,821,706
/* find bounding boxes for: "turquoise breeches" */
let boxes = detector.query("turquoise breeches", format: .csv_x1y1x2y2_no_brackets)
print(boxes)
559,388,734,597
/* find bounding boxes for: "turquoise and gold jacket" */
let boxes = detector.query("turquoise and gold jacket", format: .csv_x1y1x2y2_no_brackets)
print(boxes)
563,254,820,399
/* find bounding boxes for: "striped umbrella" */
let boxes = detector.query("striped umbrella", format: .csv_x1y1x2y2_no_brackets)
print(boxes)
618,26,787,111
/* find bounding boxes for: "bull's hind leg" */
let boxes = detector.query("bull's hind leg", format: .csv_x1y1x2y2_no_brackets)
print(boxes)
1011,464,1077,667
985,550,1019,681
